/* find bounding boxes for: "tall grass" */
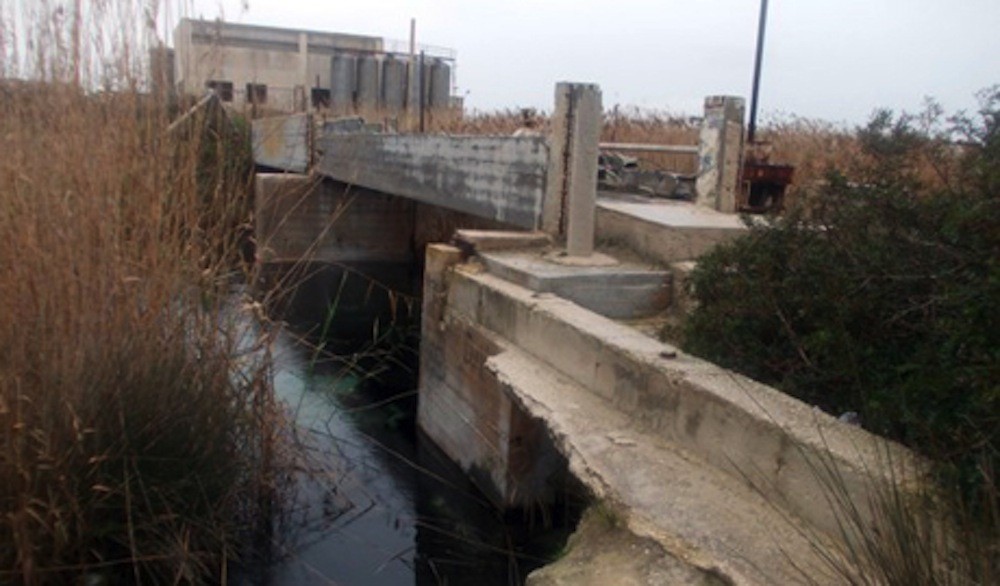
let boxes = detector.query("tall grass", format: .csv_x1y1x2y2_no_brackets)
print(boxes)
798,445,998,586
0,2,285,583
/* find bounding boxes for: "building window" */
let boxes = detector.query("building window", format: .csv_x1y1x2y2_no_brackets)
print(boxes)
246,83,268,105
205,80,233,102
311,88,331,109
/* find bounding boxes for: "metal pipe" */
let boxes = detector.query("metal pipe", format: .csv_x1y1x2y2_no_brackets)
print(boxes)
599,142,698,155
748,0,769,144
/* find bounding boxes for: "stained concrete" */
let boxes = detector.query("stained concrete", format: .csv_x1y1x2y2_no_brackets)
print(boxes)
318,133,549,229
491,344,837,584
596,193,747,264
477,249,671,320
419,246,925,584
527,507,728,586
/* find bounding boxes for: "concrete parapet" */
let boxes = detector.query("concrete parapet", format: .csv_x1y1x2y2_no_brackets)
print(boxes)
318,133,548,229
430,263,922,545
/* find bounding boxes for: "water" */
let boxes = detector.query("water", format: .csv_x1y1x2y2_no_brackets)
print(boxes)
256,327,583,586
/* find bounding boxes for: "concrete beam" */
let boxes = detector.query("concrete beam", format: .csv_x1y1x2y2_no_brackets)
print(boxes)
695,96,745,213
318,133,548,229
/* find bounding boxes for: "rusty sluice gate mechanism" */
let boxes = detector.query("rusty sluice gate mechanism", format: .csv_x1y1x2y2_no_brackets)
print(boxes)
741,155,793,212
741,0,794,213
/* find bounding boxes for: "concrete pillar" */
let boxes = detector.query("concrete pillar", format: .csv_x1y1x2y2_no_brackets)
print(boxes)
543,82,602,256
695,96,745,213
298,33,309,111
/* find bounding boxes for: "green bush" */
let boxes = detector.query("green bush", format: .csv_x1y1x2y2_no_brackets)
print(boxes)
684,89,1000,499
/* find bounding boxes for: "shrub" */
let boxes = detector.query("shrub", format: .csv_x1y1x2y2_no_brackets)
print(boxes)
683,89,1000,502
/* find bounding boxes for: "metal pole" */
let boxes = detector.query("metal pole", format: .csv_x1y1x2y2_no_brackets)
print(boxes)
748,0,769,144
419,50,426,133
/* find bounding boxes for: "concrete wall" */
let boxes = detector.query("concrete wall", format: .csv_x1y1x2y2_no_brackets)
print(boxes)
418,246,563,506
254,174,415,265
318,134,549,229
255,174,515,266
419,245,921,541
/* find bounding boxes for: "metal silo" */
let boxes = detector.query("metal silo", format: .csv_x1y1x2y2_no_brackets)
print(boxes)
330,53,357,113
356,54,379,111
381,55,406,113
430,59,451,109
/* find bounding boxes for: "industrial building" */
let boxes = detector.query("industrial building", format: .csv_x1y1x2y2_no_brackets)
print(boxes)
171,18,455,114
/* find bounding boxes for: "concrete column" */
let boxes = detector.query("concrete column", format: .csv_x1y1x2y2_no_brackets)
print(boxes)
543,82,602,256
298,32,309,112
695,96,745,213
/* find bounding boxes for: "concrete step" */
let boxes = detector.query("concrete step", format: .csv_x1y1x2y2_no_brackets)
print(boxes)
478,250,671,320
486,345,838,585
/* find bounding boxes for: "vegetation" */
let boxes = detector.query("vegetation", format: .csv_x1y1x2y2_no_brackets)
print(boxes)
683,89,999,580
0,3,284,583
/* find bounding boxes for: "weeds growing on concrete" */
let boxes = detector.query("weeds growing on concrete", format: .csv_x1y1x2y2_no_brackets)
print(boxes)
789,440,998,586
0,2,289,582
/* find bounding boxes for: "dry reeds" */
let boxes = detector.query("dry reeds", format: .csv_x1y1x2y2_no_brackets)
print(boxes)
0,2,284,583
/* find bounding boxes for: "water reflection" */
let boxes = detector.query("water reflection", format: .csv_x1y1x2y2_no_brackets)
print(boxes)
260,328,581,586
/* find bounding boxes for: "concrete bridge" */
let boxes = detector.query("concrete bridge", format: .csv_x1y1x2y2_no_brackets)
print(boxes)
253,83,915,585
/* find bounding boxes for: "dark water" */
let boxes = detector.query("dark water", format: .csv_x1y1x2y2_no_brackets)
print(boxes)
255,316,583,585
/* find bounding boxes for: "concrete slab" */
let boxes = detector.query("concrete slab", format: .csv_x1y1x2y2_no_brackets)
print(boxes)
599,193,746,230
478,249,670,320
527,507,726,586
490,346,837,585
453,229,551,253
596,192,748,263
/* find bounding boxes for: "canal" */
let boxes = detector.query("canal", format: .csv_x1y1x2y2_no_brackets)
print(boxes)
253,267,585,585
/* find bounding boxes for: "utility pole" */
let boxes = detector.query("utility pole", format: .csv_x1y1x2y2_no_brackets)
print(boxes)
748,0,769,144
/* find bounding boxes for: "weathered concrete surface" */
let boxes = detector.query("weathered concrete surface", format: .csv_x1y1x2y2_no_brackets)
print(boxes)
418,249,926,583
417,245,564,506
453,229,551,253
695,96,745,213
252,113,312,172
413,203,515,259
477,249,671,320
527,507,727,586
254,174,415,264
490,346,835,585
561,83,602,257
445,267,919,541
596,194,747,263
318,133,549,229
418,256,849,583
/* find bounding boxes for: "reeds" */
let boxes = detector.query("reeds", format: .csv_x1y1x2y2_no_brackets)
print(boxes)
797,445,998,586
0,2,284,583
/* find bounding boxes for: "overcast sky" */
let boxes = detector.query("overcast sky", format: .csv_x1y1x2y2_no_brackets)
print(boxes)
182,0,999,125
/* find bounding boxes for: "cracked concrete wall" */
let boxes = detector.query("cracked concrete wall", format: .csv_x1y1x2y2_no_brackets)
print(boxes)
417,244,563,507
418,250,921,543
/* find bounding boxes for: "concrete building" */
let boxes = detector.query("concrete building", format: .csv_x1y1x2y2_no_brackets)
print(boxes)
172,18,455,114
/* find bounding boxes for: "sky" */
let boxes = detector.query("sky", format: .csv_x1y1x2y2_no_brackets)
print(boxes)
179,0,1000,125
